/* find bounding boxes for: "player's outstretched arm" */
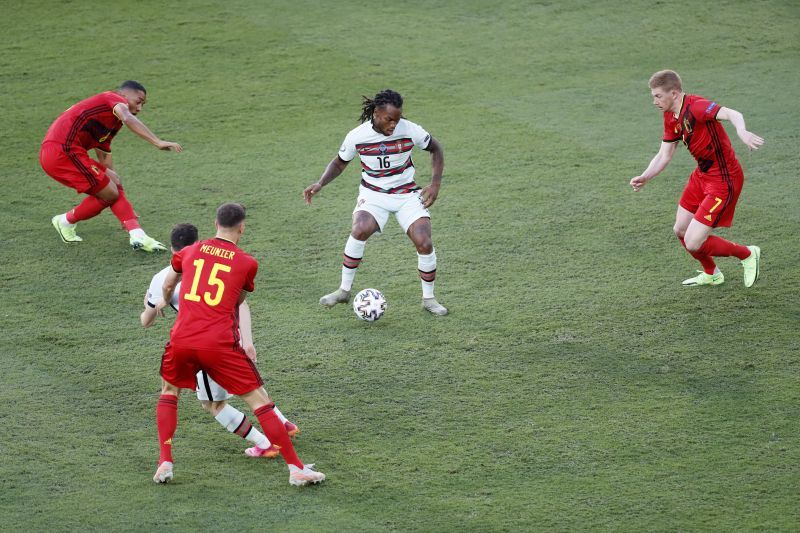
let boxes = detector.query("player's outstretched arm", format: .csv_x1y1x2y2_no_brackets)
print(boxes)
303,156,350,204
630,141,677,192
716,107,764,150
113,103,183,152
238,299,257,362
421,137,444,208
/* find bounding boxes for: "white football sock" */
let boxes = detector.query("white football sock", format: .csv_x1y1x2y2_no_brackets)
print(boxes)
214,404,270,448
129,228,146,239
418,250,437,299
59,213,74,227
340,235,366,291
273,406,288,424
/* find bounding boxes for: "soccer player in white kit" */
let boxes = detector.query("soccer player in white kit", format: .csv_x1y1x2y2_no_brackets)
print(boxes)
304,89,447,315
141,223,298,458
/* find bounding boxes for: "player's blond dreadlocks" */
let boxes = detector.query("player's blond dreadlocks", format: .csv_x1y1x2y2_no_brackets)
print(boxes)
359,89,403,123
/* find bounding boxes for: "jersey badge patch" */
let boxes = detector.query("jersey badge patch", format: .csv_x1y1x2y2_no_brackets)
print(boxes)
378,143,388,154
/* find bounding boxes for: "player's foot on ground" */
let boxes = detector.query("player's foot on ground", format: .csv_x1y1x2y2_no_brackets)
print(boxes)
422,297,448,315
284,421,300,438
682,271,725,287
245,444,280,458
319,288,350,308
288,463,326,486
51,215,82,243
741,245,761,287
153,461,174,483
130,233,167,252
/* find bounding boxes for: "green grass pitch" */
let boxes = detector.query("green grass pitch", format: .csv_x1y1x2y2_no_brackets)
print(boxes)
1,1,798,530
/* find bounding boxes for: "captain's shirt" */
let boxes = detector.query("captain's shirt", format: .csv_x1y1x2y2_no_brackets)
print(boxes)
338,118,431,193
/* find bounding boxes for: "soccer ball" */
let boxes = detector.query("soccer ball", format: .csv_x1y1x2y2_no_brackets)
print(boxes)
352,288,387,321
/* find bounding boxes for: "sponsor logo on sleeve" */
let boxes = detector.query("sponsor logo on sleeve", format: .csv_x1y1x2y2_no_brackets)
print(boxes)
705,102,718,115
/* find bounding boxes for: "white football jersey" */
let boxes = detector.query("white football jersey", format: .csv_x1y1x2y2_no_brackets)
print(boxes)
146,266,181,311
338,118,431,193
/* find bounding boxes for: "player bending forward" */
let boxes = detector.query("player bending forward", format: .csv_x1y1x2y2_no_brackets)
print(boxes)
41,80,181,251
631,70,763,287
304,89,448,315
153,204,324,486
142,223,298,460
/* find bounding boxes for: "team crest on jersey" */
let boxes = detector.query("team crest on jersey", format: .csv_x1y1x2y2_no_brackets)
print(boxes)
682,116,693,136
378,143,388,154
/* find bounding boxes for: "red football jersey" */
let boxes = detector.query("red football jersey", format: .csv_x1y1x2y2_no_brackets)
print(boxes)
42,91,127,153
662,94,738,173
169,238,258,350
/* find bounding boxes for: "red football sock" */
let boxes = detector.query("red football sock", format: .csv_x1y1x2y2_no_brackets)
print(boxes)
66,196,111,224
156,394,178,464
679,236,717,275
254,403,302,468
699,235,751,260
110,187,140,231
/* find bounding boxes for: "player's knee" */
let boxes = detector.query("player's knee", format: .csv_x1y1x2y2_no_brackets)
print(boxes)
684,236,704,253
351,224,373,241
415,238,433,254
97,184,119,203
160,379,179,395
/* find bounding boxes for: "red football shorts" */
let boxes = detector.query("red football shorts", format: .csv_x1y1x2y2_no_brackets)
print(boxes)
679,162,744,228
160,342,264,396
39,142,110,195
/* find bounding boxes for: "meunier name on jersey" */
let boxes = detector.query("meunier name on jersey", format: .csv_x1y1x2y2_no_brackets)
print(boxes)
200,244,236,260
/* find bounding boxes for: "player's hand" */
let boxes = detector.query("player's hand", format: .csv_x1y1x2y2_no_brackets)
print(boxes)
738,130,764,151
420,183,440,208
155,299,170,314
243,343,257,362
303,183,322,205
156,140,183,152
630,175,651,192
106,169,122,186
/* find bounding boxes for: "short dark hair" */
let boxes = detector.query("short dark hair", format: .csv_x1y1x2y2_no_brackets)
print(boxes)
120,80,146,94
359,89,403,123
170,223,198,251
216,203,246,228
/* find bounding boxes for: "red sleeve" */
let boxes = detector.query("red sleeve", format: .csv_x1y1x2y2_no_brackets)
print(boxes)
662,113,680,143
171,247,185,273
689,97,720,123
243,258,258,293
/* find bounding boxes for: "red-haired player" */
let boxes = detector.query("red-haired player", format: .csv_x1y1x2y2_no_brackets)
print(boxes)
631,70,763,287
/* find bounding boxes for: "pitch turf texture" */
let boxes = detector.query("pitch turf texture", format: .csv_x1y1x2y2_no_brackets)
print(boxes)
1,1,798,531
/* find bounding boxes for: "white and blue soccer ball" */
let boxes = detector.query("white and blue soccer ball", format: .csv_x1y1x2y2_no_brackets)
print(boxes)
352,288,387,321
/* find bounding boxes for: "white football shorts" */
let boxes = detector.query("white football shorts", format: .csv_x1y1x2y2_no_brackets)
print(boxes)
353,185,431,233
196,370,233,402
